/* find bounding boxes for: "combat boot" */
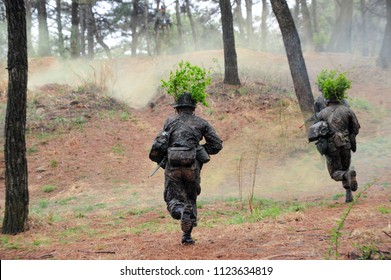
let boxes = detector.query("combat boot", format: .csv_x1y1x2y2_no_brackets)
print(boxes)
181,204,196,233
346,170,358,192
345,188,353,203
181,230,195,245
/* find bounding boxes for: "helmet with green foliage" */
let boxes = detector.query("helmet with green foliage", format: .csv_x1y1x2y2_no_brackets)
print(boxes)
173,92,197,108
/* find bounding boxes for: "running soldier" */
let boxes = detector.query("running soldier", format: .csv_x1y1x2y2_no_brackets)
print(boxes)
150,92,222,244
316,96,360,202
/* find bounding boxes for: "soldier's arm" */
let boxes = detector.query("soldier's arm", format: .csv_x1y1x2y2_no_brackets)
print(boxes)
203,123,223,155
349,110,360,135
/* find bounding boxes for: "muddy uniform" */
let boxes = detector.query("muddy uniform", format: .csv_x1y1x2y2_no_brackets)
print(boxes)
314,94,349,119
317,102,360,201
162,111,222,234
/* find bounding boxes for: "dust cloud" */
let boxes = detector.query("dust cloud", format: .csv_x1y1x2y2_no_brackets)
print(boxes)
26,50,391,203
27,51,225,109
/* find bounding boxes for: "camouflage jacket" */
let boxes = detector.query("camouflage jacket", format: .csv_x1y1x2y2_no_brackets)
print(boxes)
317,103,360,137
163,111,223,155
314,94,350,117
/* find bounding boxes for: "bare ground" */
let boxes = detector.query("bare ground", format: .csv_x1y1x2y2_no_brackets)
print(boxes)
0,50,390,260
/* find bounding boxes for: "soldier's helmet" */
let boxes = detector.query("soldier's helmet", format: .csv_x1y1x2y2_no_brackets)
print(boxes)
325,93,341,104
173,92,197,108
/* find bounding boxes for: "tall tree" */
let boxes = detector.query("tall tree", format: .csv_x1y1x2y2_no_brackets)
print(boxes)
55,0,65,57
300,0,313,51
360,0,369,56
86,1,95,58
234,0,246,41
378,0,391,68
219,0,241,85
311,0,318,35
70,0,80,58
270,0,314,122
79,3,87,56
25,0,34,56
245,0,254,47
88,4,112,59
143,0,152,55
175,0,184,52
327,0,353,52
261,0,268,51
37,0,50,56
185,0,199,50
2,0,29,234
130,0,140,57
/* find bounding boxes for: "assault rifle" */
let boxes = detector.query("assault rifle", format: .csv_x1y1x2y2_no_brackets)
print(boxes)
149,157,167,177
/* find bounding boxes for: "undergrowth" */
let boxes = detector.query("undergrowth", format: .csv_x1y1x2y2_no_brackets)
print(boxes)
326,178,378,260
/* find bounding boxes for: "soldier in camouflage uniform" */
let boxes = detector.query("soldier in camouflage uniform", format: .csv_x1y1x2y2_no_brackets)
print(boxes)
158,92,222,245
317,98,360,202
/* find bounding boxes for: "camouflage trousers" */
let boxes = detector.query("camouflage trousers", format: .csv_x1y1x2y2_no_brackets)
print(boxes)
325,145,352,189
164,161,201,224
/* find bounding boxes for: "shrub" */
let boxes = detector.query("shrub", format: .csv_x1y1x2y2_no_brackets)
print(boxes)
161,60,211,107
317,69,351,101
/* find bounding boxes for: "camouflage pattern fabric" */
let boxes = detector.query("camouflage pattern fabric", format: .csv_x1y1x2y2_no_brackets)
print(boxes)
317,103,360,188
161,110,222,225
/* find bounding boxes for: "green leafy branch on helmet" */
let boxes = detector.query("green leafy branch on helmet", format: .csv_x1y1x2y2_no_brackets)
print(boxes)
161,60,211,107
317,69,351,101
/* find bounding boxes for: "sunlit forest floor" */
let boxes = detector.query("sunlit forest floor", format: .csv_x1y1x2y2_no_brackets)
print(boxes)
0,49,390,259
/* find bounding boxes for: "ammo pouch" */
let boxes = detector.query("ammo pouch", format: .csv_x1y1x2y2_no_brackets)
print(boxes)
168,147,196,166
332,132,347,148
196,145,210,164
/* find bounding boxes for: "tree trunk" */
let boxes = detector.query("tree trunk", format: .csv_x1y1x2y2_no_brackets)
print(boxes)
234,0,246,41
175,0,184,52
70,0,80,59
143,0,151,56
327,0,353,53
86,2,95,59
293,0,300,25
360,0,369,57
88,5,112,59
79,4,87,56
270,0,314,122
2,0,29,235
311,0,318,35
219,0,241,85
261,0,268,51
377,0,391,68
245,0,254,47
300,0,313,51
25,0,34,56
131,0,140,57
37,0,50,56
185,0,199,50
55,0,65,57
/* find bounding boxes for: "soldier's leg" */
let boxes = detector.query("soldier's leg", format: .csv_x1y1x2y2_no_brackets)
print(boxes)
341,149,357,192
326,149,352,203
164,167,187,220
182,226,195,245
180,165,200,244
325,151,345,181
